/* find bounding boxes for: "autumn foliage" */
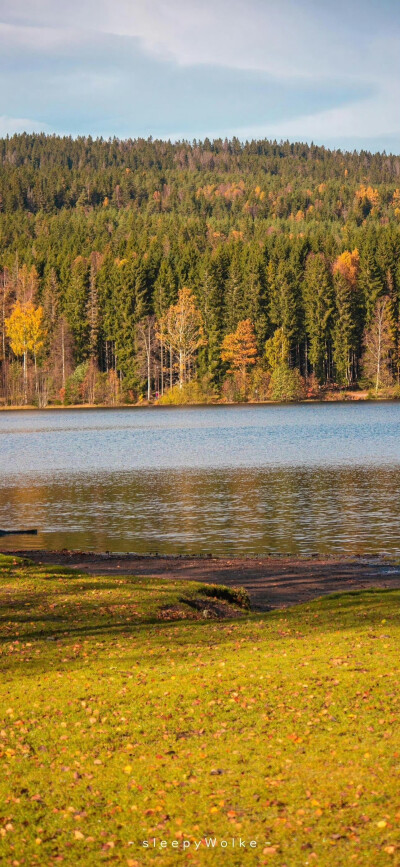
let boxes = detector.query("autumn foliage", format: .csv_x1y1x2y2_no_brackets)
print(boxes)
221,319,257,394
332,249,360,289
5,301,46,402
157,288,206,389
3,136,400,403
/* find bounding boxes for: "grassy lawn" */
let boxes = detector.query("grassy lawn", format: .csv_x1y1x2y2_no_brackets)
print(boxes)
0,555,399,866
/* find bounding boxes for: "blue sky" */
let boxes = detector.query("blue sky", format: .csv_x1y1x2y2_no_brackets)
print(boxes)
0,0,399,151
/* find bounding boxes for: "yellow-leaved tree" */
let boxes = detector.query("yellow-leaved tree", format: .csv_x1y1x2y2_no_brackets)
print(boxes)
5,301,46,403
158,288,206,389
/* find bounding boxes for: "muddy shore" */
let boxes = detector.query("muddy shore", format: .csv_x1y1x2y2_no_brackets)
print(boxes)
6,551,400,611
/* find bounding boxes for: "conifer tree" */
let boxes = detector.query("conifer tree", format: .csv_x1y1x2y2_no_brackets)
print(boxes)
360,235,384,323
42,268,60,333
197,248,228,382
63,256,89,362
265,328,290,371
97,248,119,372
87,251,103,358
224,249,245,332
303,253,334,382
377,229,400,382
268,260,303,366
243,246,268,348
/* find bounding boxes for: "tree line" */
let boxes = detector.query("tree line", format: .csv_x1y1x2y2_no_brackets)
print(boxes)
1,134,400,405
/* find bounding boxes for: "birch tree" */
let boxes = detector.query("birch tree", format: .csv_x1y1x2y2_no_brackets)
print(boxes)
5,301,46,403
158,288,205,389
362,296,394,392
135,315,156,401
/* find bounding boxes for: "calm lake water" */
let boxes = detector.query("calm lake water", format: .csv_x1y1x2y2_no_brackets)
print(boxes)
1,403,400,556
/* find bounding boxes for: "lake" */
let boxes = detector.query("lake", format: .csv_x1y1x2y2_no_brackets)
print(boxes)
1,403,400,556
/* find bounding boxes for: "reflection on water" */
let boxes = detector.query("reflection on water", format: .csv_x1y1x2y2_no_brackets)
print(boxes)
1,404,400,555
0,467,400,556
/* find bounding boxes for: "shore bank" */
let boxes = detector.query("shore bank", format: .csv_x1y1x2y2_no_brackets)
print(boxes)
1,391,399,411
7,550,400,610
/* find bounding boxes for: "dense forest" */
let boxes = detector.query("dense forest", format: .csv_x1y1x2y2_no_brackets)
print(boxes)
1,133,400,405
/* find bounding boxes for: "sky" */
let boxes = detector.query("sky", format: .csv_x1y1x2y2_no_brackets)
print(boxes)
0,0,399,152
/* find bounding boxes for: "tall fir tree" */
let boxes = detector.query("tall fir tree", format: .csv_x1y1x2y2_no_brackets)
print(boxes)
303,253,334,382
63,256,89,362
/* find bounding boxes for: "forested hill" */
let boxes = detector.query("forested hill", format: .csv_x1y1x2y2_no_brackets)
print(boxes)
1,134,400,405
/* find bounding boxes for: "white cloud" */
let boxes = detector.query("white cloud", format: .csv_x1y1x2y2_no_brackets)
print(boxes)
1,0,400,147
242,80,400,145
0,21,83,52
0,115,50,135
0,0,390,79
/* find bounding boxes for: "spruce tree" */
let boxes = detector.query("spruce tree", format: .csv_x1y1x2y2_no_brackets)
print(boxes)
303,253,334,383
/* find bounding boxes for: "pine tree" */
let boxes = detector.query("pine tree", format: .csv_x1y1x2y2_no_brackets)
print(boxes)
97,248,119,372
224,249,245,332
360,235,384,323
48,316,74,395
268,260,303,366
303,253,334,383
63,256,89,362
42,268,60,332
377,229,400,382
265,328,290,371
197,248,228,382
87,251,103,358
112,258,137,390
242,246,268,348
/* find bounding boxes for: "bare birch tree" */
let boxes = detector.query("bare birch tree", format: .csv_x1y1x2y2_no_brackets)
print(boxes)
135,315,157,401
362,296,394,392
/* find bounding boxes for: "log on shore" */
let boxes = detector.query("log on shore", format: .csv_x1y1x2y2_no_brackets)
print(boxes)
0,529,38,537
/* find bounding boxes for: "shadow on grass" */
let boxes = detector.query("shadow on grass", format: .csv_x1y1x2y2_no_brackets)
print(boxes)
0,569,246,646
0,587,399,681
0,576,399,642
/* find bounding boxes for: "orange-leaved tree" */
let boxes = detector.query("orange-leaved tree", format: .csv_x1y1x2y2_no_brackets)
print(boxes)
158,287,206,389
220,319,258,395
5,301,46,402
332,249,360,385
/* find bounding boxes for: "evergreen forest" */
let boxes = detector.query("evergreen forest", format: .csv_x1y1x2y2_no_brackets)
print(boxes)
2,133,400,405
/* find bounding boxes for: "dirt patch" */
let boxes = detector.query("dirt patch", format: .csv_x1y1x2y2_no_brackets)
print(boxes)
157,595,248,621
182,596,247,619
6,550,400,611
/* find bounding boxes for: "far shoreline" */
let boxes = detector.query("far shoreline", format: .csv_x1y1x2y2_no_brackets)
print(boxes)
0,392,399,412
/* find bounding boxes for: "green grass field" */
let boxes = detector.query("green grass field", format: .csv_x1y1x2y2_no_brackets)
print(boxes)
0,554,399,866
